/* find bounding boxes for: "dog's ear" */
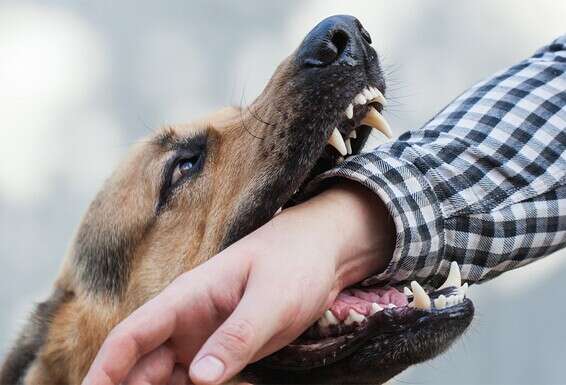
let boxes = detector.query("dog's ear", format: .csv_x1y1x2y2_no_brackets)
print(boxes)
71,145,158,297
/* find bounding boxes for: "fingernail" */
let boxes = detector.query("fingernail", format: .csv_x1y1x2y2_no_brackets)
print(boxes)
191,355,225,383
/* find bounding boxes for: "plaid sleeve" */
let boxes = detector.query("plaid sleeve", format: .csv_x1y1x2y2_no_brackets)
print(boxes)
312,35,566,289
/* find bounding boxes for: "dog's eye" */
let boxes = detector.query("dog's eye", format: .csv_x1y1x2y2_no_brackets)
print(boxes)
171,156,200,186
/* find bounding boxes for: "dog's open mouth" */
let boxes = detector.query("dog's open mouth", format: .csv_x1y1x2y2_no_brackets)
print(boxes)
260,261,472,370
284,86,391,209
254,85,475,374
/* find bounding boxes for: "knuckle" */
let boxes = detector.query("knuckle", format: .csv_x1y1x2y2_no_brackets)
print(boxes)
216,319,256,358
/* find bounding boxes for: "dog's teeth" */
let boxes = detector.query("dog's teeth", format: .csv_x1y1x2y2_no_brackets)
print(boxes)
434,294,447,309
410,281,431,310
363,88,373,100
370,303,383,315
387,304,396,309
446,295,458,307
354,93,366,105
459,282,469,297
345,138,352,155
369,87,387,106
361,107,393,138
328,128,347,156
348,130,357,139
438,261,462,290
457,294,464,303
318,316,330,328
344,309,365,325
403,287,413,296
345,103,354,119
324,310,339,325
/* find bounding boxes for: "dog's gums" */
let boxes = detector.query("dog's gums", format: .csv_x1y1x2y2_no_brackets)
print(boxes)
242,261,473,384
0,15,474,385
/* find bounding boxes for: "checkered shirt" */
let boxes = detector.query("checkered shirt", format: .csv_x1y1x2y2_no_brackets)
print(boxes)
315,35,566,289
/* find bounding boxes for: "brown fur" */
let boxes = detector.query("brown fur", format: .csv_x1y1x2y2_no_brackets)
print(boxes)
1,54,337,384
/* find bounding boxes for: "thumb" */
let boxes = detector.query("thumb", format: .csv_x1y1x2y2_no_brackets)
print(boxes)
188,285,296,385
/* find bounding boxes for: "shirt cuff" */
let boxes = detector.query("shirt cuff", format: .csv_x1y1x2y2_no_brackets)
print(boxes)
305,149,446,289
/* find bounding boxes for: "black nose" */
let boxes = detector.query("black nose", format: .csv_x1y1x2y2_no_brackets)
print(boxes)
296,15,374,67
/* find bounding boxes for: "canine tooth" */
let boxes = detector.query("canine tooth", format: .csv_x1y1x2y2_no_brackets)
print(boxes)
438,261,462,290
403,287,413,296
410,281,431,310
457,294,464,303
363,88,373,100
459,282,469,297
345,104,354,119
354,93,366,105
348,130,357,139
387,304,396,309
370,303,383,315
434,294,447,309
361,107,393,138
345,138,352,155
324,310,339,325
344,309,365,325
328,128,347,156
369,87,387,106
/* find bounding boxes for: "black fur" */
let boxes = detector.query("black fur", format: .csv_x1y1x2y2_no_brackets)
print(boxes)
0,289,72,385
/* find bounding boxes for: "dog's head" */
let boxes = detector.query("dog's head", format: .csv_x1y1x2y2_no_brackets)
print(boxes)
4,15,473,385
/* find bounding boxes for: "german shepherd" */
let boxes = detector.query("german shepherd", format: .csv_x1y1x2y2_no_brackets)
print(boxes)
0,15,473,385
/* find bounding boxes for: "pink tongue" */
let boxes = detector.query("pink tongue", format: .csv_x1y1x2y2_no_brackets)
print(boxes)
330,287,408,321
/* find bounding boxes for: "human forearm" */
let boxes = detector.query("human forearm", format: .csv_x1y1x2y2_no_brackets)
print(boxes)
311,34,566,288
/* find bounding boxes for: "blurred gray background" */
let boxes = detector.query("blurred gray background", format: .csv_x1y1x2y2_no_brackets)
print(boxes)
0,1,565,384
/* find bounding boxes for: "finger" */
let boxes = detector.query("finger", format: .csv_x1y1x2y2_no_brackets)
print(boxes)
123,345,175,385
82,290,180,385
189,284,296,385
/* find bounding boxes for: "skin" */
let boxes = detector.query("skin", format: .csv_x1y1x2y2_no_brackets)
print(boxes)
82,182,395,385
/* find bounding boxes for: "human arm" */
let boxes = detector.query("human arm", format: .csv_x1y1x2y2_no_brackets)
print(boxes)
82,182,395,385
310,35,566,289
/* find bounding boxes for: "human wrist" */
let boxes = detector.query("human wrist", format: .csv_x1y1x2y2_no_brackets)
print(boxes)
312,181,395,289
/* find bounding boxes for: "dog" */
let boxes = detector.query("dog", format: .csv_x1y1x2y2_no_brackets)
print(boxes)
0,15,473,385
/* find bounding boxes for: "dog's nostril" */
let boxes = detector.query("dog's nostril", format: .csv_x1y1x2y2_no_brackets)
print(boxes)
297,15,372,68
330,30,349,59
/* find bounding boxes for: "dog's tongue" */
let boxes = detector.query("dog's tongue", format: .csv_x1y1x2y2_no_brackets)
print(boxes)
330,287,408,321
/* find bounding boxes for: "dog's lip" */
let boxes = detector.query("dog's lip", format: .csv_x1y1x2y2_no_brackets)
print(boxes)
260,263,473,370
259,287,473,371
326,86,391,157
281,85,388,210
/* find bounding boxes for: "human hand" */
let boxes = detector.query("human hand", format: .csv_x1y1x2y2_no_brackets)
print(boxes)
82,182,395,385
